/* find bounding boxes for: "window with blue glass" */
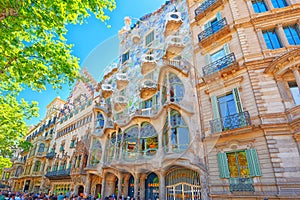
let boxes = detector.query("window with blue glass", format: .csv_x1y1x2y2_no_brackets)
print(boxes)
284,25,300,45
252,0,268,13
289,82,300,105
263,29,282,49
271,0,288,8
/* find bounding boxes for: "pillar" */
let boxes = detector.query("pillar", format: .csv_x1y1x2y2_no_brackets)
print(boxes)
117,174,123,198
100,174,106,200
244,0,255,15
264,0,274,10
292,67,300,93
167,107,173,153
159,173,165,200
123,175,129,197
85,173,91,195
139,175,146,200
276,24,290,47
256,28,268,50
134,174,140,199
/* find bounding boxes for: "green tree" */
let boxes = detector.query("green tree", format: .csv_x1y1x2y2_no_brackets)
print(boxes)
0,0,116,156
0,156,12,176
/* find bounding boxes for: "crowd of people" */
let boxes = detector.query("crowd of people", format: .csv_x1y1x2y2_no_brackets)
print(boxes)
0,191,150,200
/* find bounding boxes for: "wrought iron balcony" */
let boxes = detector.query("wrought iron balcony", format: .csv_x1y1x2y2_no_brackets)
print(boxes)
210,111,251,134
202,53,236,76
229,177,254,192
198,18,228,42
195,0,222,20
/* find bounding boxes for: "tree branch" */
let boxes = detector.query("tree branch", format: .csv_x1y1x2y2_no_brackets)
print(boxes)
0,57,17,74
0,8,18,21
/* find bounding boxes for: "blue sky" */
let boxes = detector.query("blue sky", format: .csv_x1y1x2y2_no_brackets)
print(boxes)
23,0,167,125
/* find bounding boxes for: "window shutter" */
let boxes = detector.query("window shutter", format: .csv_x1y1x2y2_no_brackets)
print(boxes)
204,21,211,30
223,43,230,55
232,88,243,113
217,152,230,178
211,96,220,119
246,149,262,177
205,54,212,65
216,12,222,21
211,96,222,133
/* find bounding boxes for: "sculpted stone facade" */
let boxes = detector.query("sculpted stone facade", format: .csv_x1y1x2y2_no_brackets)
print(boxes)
5,0,300,199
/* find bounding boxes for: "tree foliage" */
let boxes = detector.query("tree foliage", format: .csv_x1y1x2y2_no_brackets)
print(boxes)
0,156,12,175
0,0,116,156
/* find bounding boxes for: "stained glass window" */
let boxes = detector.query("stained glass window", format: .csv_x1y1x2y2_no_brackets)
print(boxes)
227,151,250,178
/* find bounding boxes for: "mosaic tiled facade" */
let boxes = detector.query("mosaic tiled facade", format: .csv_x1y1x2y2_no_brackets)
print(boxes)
4,0,300,199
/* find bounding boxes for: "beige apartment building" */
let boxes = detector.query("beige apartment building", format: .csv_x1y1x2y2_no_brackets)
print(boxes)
6,0,300,199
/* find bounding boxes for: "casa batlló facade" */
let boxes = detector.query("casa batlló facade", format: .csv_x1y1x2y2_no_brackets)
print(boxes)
4,0,300,199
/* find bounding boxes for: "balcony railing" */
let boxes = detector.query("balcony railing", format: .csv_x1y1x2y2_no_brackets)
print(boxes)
45,169,71,178
198,18,227,42
229,177,254,192
202,53,236,76
163,59,189,74
210,111,251,134
195,0,220,18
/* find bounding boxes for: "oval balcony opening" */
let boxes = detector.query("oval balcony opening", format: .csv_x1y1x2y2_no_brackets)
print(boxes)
141,54,157,75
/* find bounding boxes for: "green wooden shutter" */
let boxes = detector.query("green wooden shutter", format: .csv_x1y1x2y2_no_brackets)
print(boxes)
211,96,222,133
205,54,212,65
246,149,262,177
217,152,230,178
223,43,230,55
216,12,222,21
211,96,220,119
232,88,243,113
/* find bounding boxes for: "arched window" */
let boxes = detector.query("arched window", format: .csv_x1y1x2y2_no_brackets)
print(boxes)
163,110,189,152
15,166,23,177
96,112,105,129
145,173,159,200
169,73,184,103
161,73,185,105
33,160,41,172
38,143,45,152
106,132,116,162
123,126,138,160
140,123,158,157
90,138,102,166
166,168,201,200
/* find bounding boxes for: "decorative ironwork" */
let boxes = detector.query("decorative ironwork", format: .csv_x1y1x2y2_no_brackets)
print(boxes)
229,177,254,192
202,53,236,76
198,18,227,42
210,111,251,134
195,0,219,17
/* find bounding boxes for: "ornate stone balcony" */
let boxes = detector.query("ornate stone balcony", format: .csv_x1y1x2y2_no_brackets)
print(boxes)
116,73,129,90
229,177,254,192
165,35,185,59
165,12,183,37
114,96,127,112
45,169,71,179
101,84,113,99
198,18,230,48
210,111,251,134
141,54,157,75
131,29,141,44
202,53,237,76
194,0,223,21
139,79,158,100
